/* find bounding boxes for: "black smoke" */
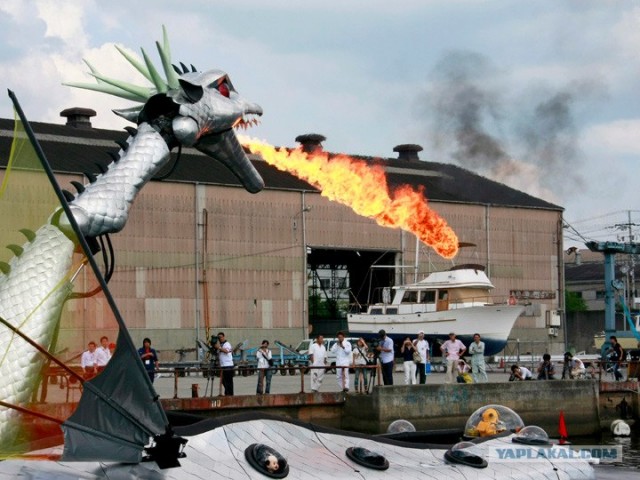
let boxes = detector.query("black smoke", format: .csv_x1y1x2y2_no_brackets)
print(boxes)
425,50,600,200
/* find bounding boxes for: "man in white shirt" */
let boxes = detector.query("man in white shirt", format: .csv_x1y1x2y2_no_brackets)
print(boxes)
330,331,353,392
215,332,234,396
440,332,466,384
80,341,98,379
376,330,395,385
309,335,327,392
564,352,586,379
510,364,533,381
413,331,430,384
95,335,111,372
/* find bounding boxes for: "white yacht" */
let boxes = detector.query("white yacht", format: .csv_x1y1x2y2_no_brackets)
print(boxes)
348,265,523,356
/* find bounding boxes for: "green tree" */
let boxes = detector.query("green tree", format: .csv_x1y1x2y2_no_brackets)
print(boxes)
565,291,587,313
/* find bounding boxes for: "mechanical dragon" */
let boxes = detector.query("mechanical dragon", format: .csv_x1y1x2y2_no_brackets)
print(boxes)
0,27,263,452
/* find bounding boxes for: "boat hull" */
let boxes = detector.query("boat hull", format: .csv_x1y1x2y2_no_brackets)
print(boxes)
348,305,523,356
594,332,639,351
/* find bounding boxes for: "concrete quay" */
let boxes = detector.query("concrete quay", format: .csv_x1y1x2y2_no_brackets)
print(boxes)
152,369,638,436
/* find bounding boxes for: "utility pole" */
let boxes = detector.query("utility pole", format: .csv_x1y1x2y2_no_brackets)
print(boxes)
613,210,639,309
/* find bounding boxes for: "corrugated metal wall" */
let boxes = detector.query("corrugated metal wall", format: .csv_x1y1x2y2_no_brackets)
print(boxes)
3,170,564,356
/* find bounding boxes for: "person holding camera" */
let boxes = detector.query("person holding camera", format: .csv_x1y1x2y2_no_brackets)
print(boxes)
537,353,556,380
509,364,533,381
413,331,430,384
401,336,418,385
377,330,395,385
215,332,234,395
331,331,353,392
352,338,369,394
256,339,274,394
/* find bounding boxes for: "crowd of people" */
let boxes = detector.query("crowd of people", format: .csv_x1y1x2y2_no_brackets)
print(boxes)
205,328,600,397
79,331,622,397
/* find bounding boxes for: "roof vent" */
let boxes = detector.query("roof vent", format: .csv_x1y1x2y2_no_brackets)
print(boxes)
60,107,96,129
393,144,423,162
295,133,326,154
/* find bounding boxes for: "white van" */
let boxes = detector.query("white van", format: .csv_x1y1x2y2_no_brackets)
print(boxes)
295,337,359,371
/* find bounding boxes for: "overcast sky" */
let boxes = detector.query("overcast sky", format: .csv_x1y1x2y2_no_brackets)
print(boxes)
0,1,638,247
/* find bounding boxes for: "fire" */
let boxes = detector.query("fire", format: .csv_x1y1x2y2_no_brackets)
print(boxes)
242,138,458,259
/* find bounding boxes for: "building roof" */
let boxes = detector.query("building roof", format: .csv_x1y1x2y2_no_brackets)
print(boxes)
0,117,562,211
565,261,640,284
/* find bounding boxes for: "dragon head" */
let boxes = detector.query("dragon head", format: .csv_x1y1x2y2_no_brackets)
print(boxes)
65,27,264,194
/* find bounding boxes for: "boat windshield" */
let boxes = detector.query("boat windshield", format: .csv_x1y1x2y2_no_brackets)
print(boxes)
423,291,436,303
402,291,418,303
401,290,435,304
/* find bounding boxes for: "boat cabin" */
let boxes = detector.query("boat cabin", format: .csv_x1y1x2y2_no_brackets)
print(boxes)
366,265,495,315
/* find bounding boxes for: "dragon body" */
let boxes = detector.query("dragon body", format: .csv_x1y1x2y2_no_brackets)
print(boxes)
0,28,263,448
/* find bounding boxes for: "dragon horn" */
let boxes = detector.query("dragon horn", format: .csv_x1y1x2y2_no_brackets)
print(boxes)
87,72,154,101
141,47,167,93
63,81,149,103
162,26,171,59
159,26,180,89
155,40,179,90
114,45,154,83
82,60,107,84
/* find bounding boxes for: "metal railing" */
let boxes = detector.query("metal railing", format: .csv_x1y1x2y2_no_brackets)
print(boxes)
158,364,383,399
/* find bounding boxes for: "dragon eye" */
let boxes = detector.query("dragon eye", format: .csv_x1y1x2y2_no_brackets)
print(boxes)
217,83,230,98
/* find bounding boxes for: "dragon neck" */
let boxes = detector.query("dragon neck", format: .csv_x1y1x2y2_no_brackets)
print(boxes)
61,122,171,238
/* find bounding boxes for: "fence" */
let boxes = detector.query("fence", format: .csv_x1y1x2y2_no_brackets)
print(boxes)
158,364,383,399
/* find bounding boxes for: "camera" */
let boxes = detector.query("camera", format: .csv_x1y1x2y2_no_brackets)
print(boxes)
369,338,380,357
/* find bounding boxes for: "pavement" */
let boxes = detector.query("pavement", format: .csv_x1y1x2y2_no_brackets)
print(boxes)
152,360,631,399
152,364,516,399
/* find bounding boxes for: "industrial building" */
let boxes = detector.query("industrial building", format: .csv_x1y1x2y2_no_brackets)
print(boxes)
0,108,567,359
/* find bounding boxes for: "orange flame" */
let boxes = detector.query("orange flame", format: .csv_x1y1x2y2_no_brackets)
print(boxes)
243,139,458,259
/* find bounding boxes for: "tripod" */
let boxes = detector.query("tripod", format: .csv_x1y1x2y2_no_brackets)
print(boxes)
198,339,220,397
367,358,379,394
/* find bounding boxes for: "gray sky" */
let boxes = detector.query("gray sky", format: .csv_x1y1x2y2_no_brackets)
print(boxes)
0,1,638,247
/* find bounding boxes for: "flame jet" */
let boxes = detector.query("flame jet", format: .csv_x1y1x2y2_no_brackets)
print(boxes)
243,139,458,259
